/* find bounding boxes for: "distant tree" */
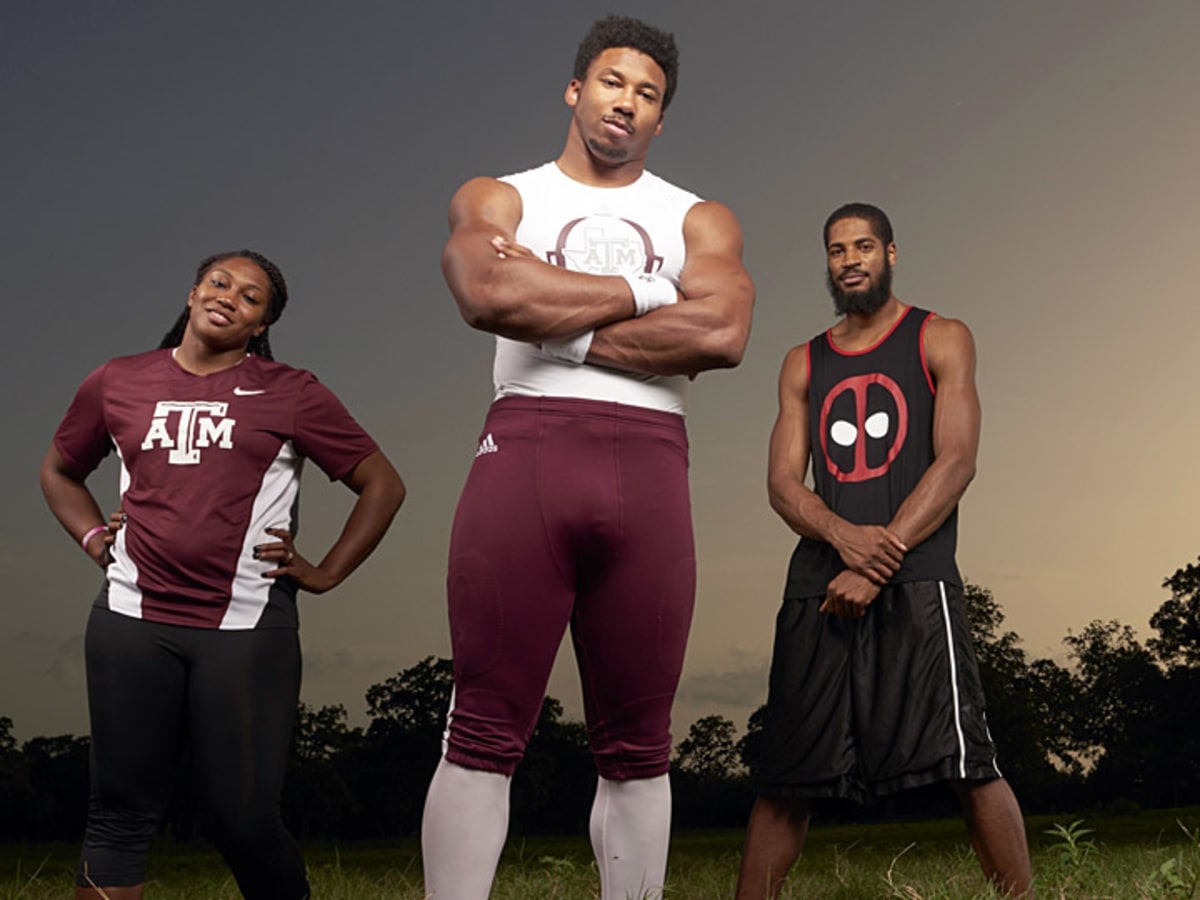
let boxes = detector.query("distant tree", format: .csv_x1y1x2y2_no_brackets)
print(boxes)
1150,557,1200,668
0,717,34,840
1024,657,1088,778
23,734,89,840
1145,558,1200,806
672,715,753,828
364,656,455,736
293,702,357,761
963,584,1080,806
341,657,453,837
1065,620,1161,753
1064,619,1164,806
675,715,743,784
510,697,593,835
282,703,358,839
738,704,767,780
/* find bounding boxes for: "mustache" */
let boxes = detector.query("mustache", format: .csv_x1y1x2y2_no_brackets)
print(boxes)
826,265,892,316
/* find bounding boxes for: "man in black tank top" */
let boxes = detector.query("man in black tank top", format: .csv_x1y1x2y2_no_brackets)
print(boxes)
736,205,1032,898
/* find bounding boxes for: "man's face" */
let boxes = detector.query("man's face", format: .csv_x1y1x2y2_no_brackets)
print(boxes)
565,46,666,164
825,217,897,316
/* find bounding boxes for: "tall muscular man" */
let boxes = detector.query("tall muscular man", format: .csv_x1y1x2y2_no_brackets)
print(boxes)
421,15,754,900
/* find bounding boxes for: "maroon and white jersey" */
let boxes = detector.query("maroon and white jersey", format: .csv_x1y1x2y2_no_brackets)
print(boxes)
54,349,378,630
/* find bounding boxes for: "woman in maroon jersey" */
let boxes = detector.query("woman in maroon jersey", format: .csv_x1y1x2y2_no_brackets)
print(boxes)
40,250,406,900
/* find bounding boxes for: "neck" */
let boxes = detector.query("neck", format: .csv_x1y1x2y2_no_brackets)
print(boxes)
843,296,904,330
832,296,907,350
173,333,250,375
555,125,647,187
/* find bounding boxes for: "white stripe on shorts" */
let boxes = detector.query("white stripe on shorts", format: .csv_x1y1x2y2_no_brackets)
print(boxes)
937,581,968,779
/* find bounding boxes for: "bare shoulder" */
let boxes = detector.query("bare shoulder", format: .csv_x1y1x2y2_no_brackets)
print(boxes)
923,313,976,378
448,177,522,232
924,313,975,354
780,342,811,391
682,200,745,252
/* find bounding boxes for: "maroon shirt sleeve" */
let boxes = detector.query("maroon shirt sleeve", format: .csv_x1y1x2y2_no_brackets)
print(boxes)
53,364,114,474
292,375,379,481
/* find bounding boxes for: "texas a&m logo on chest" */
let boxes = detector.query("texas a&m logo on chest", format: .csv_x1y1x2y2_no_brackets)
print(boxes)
140,401,237,465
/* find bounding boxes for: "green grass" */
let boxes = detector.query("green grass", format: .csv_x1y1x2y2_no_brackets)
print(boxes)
3,808,1198,898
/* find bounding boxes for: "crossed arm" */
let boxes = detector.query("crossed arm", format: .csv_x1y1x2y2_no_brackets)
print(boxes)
765,317,980,617
441,176,754,376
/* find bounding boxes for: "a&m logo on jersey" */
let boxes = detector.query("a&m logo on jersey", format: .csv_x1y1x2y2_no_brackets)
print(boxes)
547,216,663,275
140,401,237,465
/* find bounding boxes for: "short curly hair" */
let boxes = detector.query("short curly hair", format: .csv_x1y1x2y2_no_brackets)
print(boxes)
573,15,679,110
823,203,895,248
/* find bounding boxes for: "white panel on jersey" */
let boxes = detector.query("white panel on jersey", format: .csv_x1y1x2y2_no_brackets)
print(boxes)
221,441,302,630
106,452,144,618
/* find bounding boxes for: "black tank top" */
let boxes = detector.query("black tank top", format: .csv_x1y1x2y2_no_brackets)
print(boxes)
784,306,962,598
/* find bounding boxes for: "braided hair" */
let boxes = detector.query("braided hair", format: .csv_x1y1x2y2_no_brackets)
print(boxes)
158,250,289,360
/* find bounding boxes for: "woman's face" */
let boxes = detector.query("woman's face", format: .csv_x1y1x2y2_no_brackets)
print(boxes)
185,257,273,352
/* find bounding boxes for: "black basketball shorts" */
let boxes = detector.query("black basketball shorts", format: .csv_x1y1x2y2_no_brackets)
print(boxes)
756,580,1002,803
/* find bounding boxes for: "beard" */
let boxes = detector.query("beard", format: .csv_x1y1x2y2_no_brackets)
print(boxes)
826,263,893,316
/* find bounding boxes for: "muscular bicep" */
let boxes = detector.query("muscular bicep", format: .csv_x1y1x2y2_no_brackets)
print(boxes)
441,178,522,312
679,201,754,320
768,345,812,493
926,318,980,465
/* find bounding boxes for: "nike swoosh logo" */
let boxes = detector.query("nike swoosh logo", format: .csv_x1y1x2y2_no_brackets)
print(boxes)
233,387,266,396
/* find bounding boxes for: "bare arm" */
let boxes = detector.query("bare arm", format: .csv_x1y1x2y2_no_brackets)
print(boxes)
259,450,406,594
767,345,907,586
441,177,639,342
40,445,111,568
585,201,754,376
886,315,980,547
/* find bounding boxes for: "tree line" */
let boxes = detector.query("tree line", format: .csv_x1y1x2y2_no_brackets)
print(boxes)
3,558,1199,843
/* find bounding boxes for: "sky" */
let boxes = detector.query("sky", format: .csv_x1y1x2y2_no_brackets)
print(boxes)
4,0,1199,743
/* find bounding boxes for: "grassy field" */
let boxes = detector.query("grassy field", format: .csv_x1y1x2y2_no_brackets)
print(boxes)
3,808,1198,898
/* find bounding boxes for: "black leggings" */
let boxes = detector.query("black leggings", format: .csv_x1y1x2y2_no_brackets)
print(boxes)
78,607,309,899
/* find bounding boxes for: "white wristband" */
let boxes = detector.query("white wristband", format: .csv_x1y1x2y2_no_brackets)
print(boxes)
622,272,678,316
541,330,594,365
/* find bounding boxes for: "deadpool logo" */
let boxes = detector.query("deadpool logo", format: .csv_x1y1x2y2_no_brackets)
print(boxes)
819,373,908,483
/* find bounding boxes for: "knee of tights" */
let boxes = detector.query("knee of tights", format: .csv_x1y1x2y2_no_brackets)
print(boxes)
79,809,159,875
76,844,149,889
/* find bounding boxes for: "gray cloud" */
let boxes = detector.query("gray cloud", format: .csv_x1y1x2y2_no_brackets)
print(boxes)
46,635,85,687
675,656,770,710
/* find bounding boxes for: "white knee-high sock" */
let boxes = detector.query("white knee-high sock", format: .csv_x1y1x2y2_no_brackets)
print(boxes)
421,758,511,899
589,774,672,900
